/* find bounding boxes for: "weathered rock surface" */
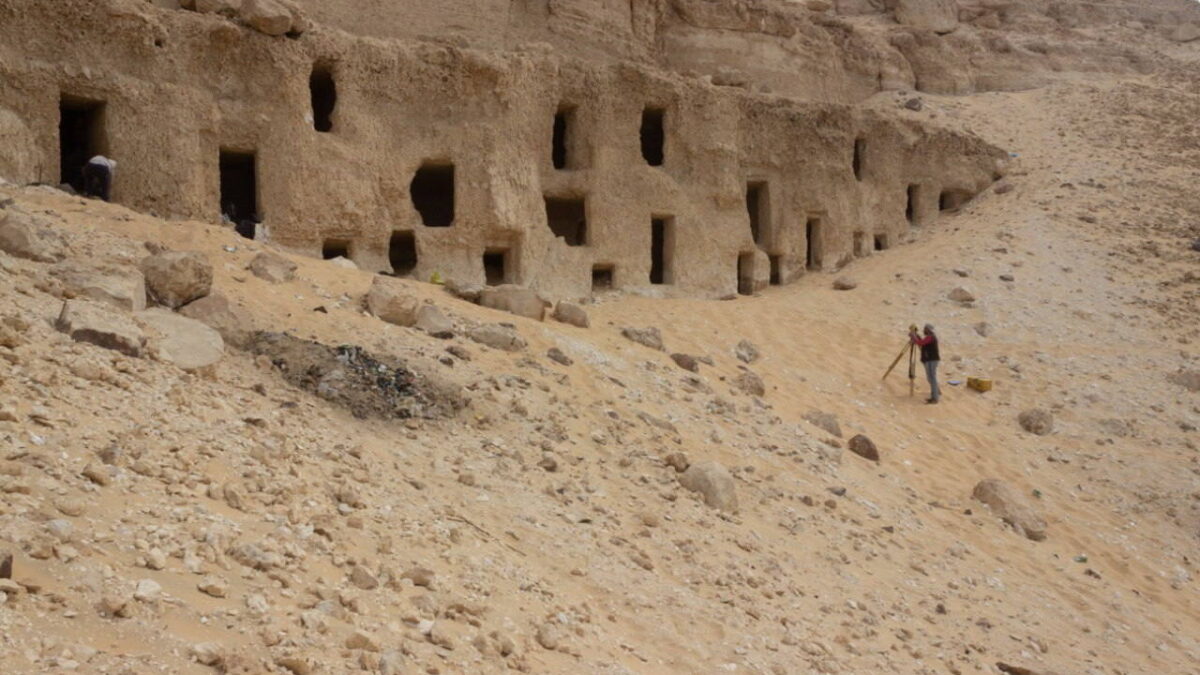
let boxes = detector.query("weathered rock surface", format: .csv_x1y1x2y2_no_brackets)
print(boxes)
621,326,664,351
50,262,146,311
367,277,419,327
804,410,843,438
141,251,212,309
240,0,293,35
0,210,64,262
948,286,976,303
972,479,1047,541
1169,23,1200,43
734,369,765,396
56,299,144,356
1018,408,1054,436
249,251,297,283
894,0,958,34
414,304,454,338
847,434,879,461
1167,370,1200,393
735,339,760,363
136,308,225,371
468,324,526,352
177,293,252,348
671,353,699,372
478,285,549,321
552,301,589,328
678,461,738,512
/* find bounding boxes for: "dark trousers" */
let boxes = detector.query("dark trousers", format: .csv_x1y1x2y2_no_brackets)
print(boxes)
82,163,112,201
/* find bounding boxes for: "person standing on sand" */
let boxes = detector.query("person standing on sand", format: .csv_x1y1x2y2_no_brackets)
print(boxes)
910,323,941,404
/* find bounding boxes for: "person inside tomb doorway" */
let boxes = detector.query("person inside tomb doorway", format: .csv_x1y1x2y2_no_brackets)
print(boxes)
82,155,116,202
909,323,941,404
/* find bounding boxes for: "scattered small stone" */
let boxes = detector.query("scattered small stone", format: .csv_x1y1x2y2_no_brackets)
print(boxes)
536,622,561,650
133,578,163,602
904,97,923,111
621,326,664,351
546,347,573,366
670,353,699,372
733,369,765,396
678,461,738,512
735,339,760,363
804,410,843,438
999,273,1014,282
832,276,857,290
414,304,454,338
468,324,526,352
1018,408,1054,436
664,452,690,473
197,576,228,598
140,251,213,308
948,286,976,303
191,642,224,667
847,434,879,462
552,301,590,328
972,479,1047,541
401,566,435,588
248,251,297,283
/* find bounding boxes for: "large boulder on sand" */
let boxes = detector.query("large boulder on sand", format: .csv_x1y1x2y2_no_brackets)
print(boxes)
468,324,526,352
478,285,550,321
50,262,146,311
621,326,665,351
678,461,738,512
0,210,64,263
971,479,1047,541
178,292,252,348
893,0,958,34
366,276,419,327
239,0,293,35
552,301,589,328
136,309,225,371
56,299,144,357
141,251,212,309
248,251,296,283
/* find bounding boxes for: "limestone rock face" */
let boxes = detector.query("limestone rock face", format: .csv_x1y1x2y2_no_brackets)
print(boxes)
894,0,958,34
178,293,252,348
51,262,146,311
366,277,419,327
678,461,738,512
0,210,64,262
141,252,213,309
249,251,296,283
1170,23,1200,43
193,0,241,17
56,299,144,356
972,479,1047,541
137,309,225,371
468,324,526,352
479,285,549,321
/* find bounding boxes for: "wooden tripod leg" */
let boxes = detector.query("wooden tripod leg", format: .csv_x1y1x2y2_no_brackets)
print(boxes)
882,340,911,380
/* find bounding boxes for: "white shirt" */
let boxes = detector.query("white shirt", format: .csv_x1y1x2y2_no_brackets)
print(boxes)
87,156,117,171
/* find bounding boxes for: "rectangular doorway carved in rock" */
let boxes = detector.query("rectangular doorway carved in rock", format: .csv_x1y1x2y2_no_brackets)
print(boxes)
806,216,823,270
544,196,587,246
640,107,665,166
389,231,417,276
310,61,337,133
59,95,107,193
219,149,258,239
650,216,673,285
746,181,768,246
592,265,614,291
484,248,509,286
411,163,455,227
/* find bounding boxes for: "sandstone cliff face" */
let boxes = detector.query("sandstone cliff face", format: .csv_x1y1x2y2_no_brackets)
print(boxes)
0,0,1005,301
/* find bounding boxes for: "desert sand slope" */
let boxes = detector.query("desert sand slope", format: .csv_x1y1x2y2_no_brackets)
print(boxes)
1,45,1199,675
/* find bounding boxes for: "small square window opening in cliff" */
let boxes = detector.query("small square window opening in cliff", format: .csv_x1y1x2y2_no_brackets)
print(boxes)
310,62,337,133
389,231,417,276
592,265,614,290
59,95,107,192
219,150,258,239
806,217,823,270
640,108,665,166
746,182,768,246
874,234,889,251
544,196,587,246
650,217,674,285
552,106,574,170
484,249,509,286
853,138,866,181
322,239,351,260
411,163,455,227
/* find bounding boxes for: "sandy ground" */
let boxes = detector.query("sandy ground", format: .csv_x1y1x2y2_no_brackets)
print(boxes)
1,36,1199,675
